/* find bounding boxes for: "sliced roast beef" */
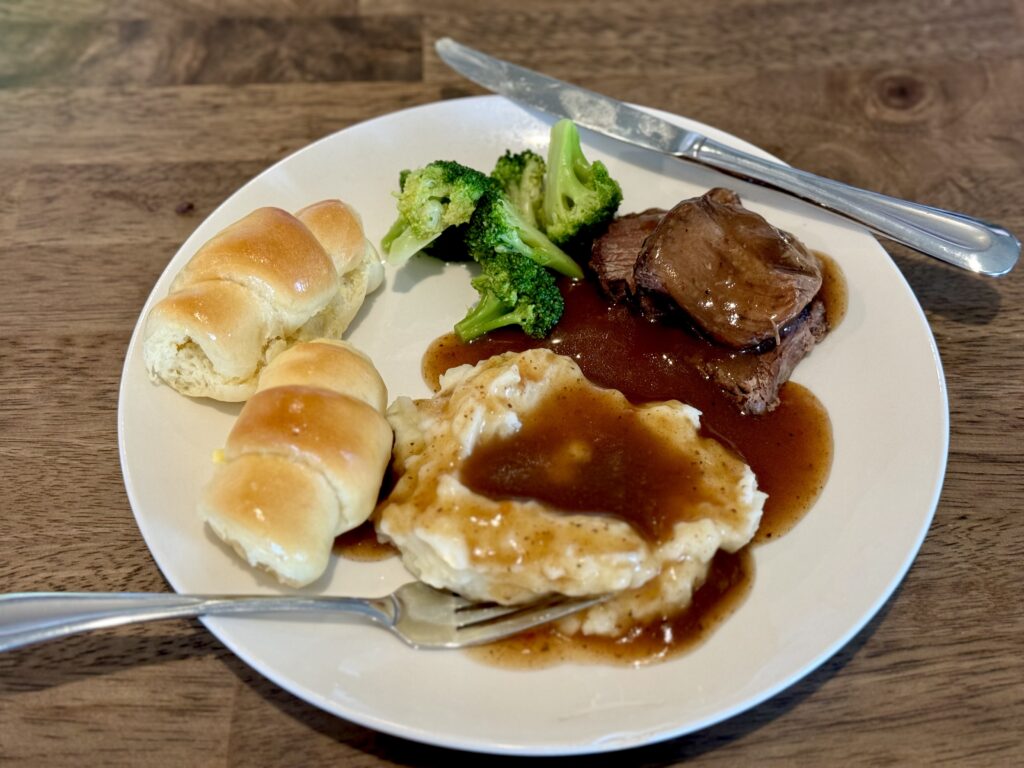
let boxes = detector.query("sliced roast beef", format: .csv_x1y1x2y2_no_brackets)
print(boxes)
589,208,666,302
697,299,829,415
634,188,822,349
586,188,832,414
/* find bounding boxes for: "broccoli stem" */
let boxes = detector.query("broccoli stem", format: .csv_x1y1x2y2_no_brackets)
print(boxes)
384,227,444,265
547,119,591,206
516,218,584,279
454,293,521,342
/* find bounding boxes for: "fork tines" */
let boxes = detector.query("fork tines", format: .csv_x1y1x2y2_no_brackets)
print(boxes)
453,594,606,645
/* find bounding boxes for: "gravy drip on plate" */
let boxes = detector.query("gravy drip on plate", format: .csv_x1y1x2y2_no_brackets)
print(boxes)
814,250,848,330
333,521,396,561
471,548,752,668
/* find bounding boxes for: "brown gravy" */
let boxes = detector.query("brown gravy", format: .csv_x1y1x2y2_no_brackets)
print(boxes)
471,549,752,668
333,521,396,561
815,250,848,330
424,270,838,542
421,253,844,665
460,377,734,545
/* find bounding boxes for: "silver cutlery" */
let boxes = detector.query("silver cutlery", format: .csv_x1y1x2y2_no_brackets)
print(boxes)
0,582,605,652
436,37,1019,277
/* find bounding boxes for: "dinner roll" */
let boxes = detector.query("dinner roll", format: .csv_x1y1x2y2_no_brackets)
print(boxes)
143,200,383,402
199,339,393,587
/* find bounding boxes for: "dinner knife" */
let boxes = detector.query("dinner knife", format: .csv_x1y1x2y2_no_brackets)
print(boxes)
436,37,1019,277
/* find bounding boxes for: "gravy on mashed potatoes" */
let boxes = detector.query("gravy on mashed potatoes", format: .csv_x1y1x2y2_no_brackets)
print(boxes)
375,348,766,638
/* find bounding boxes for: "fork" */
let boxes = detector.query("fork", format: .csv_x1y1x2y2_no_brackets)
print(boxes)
0,582,605,652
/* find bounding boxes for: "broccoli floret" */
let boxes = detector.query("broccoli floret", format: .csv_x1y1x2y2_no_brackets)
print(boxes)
465,186,583,279
491,149,546,229
541,119,623,253
386,168,472,262
381,160,490,265
454,251,564,342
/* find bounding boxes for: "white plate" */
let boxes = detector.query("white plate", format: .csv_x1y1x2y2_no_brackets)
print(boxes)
118,95,948,755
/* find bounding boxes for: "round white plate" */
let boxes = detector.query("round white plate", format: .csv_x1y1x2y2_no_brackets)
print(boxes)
118,95,948,755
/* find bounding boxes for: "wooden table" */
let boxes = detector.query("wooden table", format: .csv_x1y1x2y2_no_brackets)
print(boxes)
2,1,1021,764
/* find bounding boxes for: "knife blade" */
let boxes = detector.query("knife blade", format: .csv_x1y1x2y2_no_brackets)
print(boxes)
435,37,1019,277
436,38,705,159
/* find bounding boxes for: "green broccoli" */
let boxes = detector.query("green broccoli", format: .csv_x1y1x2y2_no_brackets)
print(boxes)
454,251,564,342
381,160,490,265
491,149,546,229
541,119,623,253
465,186,584,279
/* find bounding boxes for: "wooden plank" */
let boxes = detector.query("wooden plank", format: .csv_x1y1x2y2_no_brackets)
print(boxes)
0,15,422,87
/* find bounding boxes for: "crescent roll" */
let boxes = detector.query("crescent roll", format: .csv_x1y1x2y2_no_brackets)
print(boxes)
198,339,393,587
143,199,383,402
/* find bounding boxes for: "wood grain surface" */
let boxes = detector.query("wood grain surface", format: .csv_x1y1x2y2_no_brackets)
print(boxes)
1,0,1022,765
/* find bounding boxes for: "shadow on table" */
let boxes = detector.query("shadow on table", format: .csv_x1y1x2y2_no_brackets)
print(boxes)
886,243,1005,326
0,625,221,692
225,588,899,766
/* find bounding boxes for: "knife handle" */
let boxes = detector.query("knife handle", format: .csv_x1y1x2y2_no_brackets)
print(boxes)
690,138,1019,277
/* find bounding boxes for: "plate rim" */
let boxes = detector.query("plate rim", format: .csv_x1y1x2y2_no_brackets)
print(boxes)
117,94,950,756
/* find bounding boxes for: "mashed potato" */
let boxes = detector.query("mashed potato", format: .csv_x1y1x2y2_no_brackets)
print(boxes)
376,349,765,637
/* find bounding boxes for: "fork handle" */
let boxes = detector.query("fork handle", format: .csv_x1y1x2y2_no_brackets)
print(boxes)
686,138,1020,277
0,592,395,653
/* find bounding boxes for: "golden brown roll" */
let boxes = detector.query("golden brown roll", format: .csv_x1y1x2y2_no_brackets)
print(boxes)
294,199,385,339
198,339,393,587
143,200,383,402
